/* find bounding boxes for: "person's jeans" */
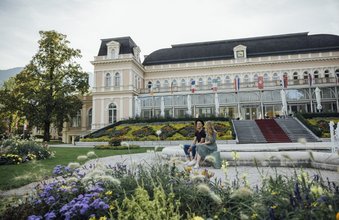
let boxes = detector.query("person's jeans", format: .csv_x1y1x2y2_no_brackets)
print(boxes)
184,144,196,158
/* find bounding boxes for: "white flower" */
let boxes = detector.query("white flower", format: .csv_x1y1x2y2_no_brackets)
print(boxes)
87,151,97,158
209,192,222,205
68,162,80,169
205,155,216,163
197,184,211,194
179,144,184,149
66,177,79,183
156,130,162,136
230,187,253,199
121,142,129,147
154,145,160,151
98,175,121,185
77,155,88,161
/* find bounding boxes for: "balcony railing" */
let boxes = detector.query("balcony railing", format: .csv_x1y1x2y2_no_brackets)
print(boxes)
138,77,337,94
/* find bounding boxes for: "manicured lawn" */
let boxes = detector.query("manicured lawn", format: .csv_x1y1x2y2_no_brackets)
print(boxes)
0,147,154,191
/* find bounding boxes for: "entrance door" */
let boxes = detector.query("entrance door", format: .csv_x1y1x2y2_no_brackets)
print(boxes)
244,107,258,120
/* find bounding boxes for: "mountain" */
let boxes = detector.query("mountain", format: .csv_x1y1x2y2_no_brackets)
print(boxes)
0,67,23,84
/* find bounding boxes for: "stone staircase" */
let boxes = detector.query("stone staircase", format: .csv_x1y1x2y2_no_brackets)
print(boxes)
232,120,267,144
275,118,321,142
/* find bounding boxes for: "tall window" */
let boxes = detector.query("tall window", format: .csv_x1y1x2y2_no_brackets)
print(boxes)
314,71,319,79
293,72,299,80
163,80,169,88
303,71,309,79
181,79,186,87
216,77,221,86
225,76,231,84
171,79,177,87
88,108,92,128
155,80,161,88
244,75,249,83
114,72,120,87
263,73,269,82
110,49,115,59
273,73,279,81
208,77,212,86
105,73,112,87
253,74,258,82
335,69,339,78
108,103,117,124
198,78,203,87
324,70,330,78
72,111,81,127
147,81,153,89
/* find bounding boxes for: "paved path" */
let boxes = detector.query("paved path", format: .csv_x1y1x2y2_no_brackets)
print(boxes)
1,152,338,198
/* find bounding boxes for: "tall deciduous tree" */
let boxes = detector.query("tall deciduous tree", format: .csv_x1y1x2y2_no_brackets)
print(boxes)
13,30,89,141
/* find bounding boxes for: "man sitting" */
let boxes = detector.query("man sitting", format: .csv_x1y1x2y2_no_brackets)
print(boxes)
183,119,206,165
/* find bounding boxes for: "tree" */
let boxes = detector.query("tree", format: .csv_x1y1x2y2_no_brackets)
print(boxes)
12,30,89,141
0,77,23,135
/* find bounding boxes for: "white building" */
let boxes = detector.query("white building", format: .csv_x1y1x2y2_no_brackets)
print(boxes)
62,32,339,142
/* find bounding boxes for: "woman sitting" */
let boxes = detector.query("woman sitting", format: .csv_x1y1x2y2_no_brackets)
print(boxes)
187,121,218,169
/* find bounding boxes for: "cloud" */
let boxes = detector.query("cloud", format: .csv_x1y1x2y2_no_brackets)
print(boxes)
0,0,338,72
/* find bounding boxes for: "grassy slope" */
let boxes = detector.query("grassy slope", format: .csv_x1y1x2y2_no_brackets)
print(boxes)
0,147,152,191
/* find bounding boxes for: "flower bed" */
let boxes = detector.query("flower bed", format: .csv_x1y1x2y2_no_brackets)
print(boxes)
0,138,53,165
2,158,338,219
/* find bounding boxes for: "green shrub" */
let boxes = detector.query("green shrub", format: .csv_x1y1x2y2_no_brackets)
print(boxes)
109,137,127,146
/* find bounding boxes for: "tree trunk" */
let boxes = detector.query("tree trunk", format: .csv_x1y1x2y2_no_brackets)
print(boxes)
43,120,51,142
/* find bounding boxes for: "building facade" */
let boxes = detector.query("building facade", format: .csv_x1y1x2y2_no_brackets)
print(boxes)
58,32,339,142
88,32,339,131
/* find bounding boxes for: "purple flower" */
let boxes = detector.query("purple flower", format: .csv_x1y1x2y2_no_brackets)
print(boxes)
27,215,42,220
44,211,56,220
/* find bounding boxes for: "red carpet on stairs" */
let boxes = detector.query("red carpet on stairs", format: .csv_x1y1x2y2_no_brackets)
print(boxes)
255,119,291,143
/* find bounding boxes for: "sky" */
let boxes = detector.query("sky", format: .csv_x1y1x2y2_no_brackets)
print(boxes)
0,0,338,72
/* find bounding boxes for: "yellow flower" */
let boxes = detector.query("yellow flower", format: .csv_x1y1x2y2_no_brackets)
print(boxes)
311,202,318,207
271,191,278,195
109,204,114,210
336,212,339,220
271,205,277,209
231,151,239,160
192,216,204,220
105,190,113,196
251,213,258,219
99,217,107,220
88,216,96,220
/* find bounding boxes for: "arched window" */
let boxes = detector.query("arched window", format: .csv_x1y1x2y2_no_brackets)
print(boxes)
216,77,221,86
253,74,258,82
303,71,309,79
335,69,339,78
181,79,186,87
147,81,153,89
156,80,161,88
244,75,249,83
105,73,112,87
114,72,120,87
171,79,177,87
263,73,269,82
207,77,212,86
163,80,169,88
225,76,231,84
293,72,298,80
314,70,319,79
88,108,92,128
198,78,203,87
324,69,330,78
273,73,279,81
108,103,117,124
